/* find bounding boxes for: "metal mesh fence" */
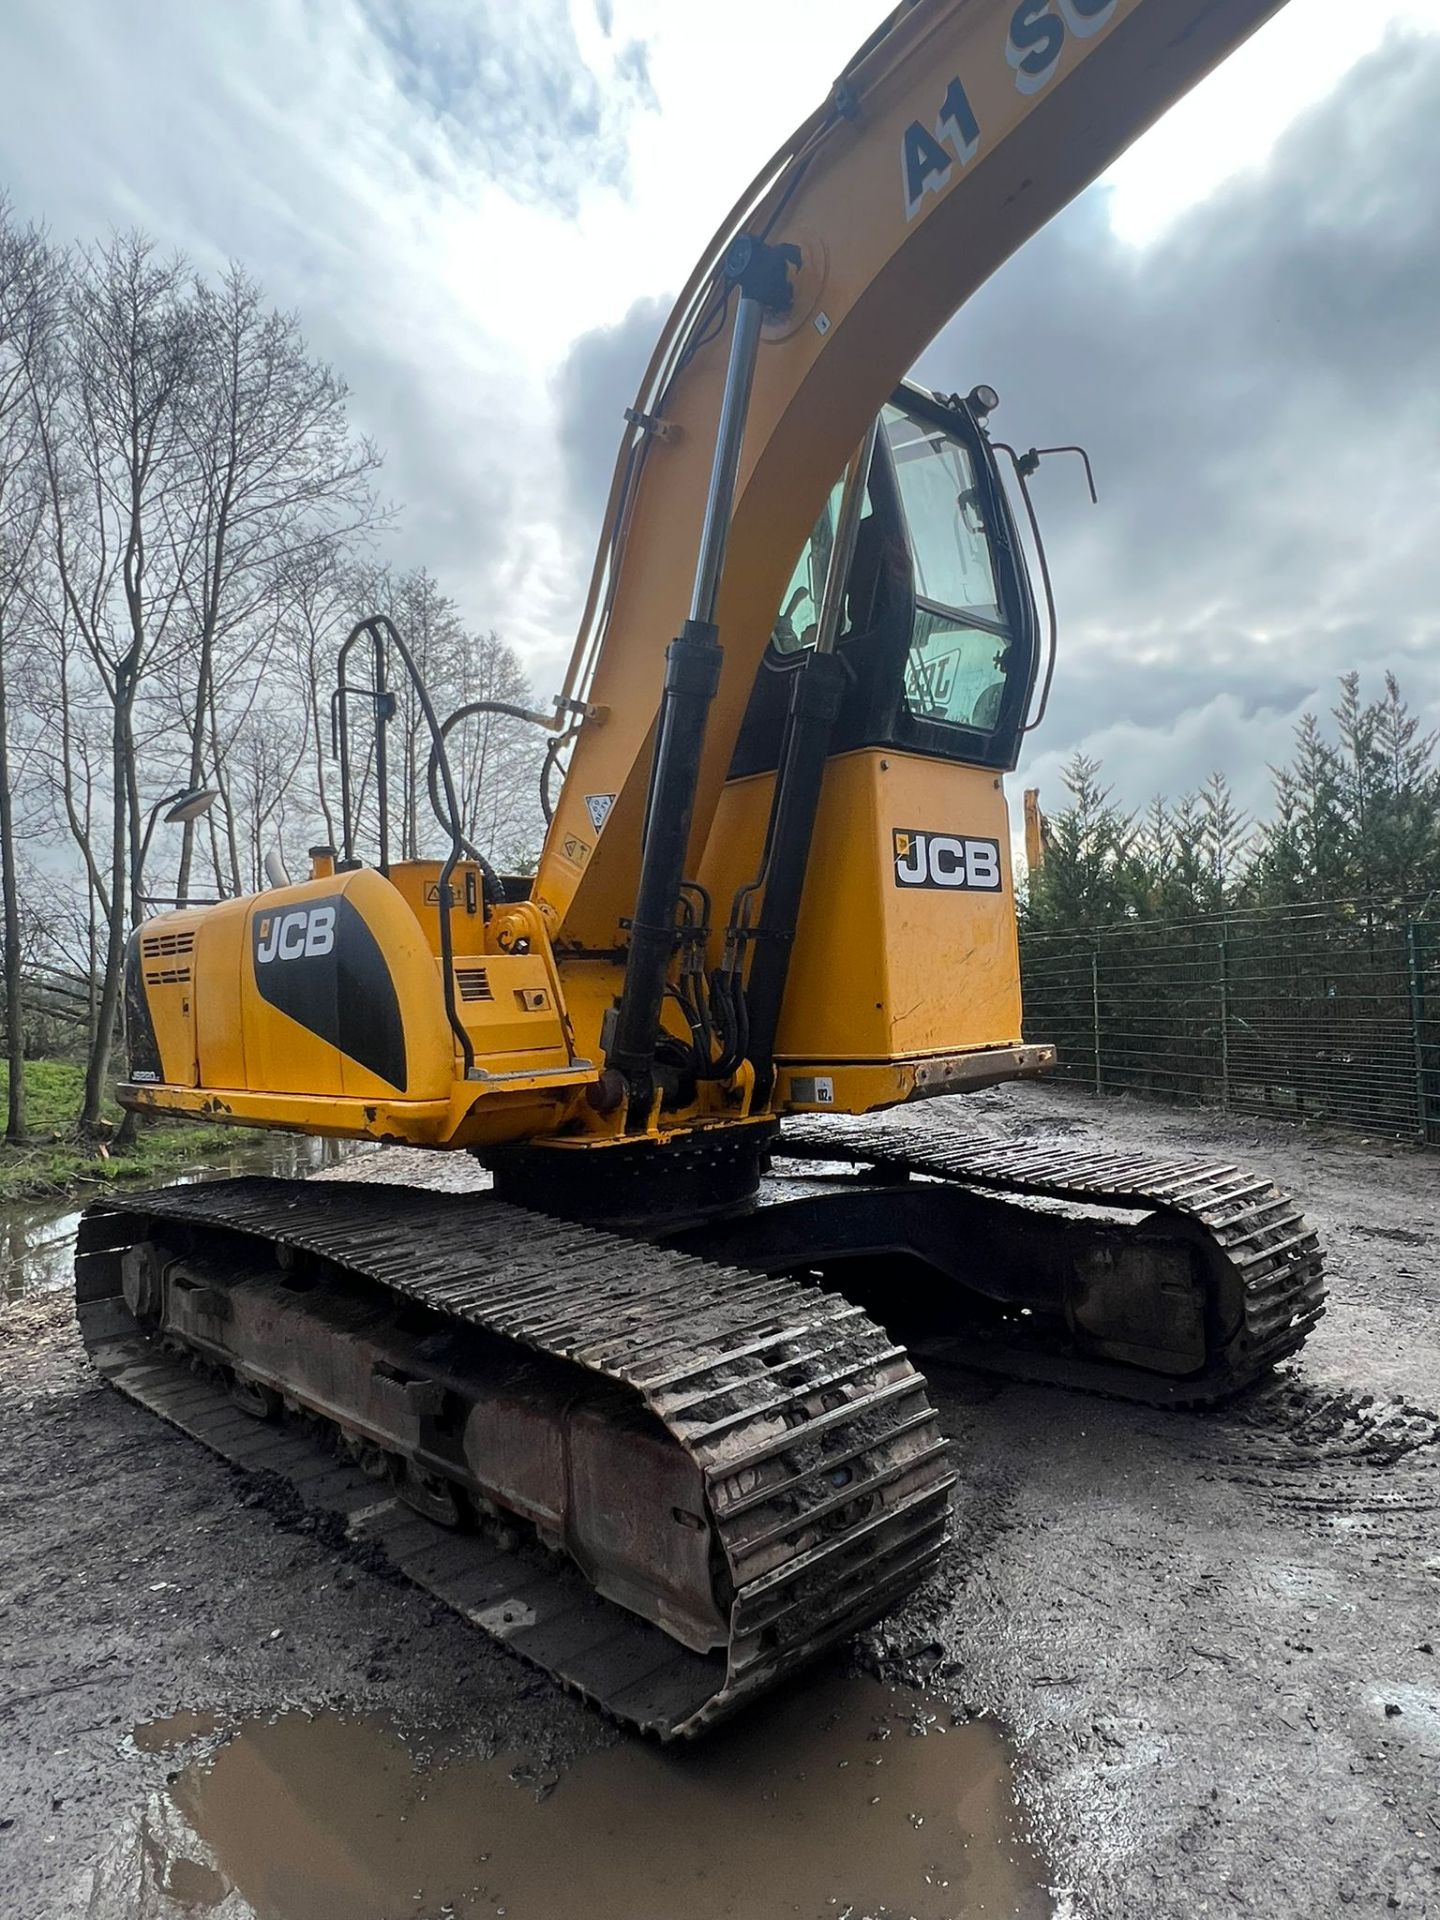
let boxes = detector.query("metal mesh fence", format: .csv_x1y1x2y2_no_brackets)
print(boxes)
1020,903,1440,1145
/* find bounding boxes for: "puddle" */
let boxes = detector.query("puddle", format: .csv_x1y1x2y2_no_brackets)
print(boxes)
113,1673,1050,1919
0,1199,83,1301
0,1134,357,1303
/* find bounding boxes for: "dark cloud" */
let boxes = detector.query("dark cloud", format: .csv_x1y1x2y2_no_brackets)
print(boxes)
912,28,1440,816
553,290,671,540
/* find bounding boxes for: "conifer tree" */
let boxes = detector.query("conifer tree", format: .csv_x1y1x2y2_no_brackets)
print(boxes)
1199,771,1249,910
1249,712,1351,903
1364,674,1440,904
1023,753,1137,930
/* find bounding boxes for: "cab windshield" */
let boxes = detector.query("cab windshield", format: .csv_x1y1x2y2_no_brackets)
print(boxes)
884,406,1011,734
740,384,1034,781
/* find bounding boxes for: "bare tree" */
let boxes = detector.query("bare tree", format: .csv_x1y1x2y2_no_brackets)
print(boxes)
33,233,198,1130
372,567,470,859
447,627,544,869
164,264,383,903
276,546,356,855
227,697,309,890
0,198,58,1141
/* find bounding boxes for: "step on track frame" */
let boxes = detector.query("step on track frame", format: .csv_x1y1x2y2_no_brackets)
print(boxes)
76,1177,954,1738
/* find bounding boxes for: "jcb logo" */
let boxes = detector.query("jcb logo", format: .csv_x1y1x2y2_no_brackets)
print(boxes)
255,904,336,965
893,830,1003,892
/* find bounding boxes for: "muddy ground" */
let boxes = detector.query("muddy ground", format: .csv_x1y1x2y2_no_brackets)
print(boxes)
1,1083,1437,1917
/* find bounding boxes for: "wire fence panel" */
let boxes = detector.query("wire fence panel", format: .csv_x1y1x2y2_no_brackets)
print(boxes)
1414,921,1440,1145
1020,903,1440,1145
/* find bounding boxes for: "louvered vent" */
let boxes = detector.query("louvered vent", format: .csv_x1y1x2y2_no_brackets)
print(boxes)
142,930,195,959
144,966,192,987
456,966,492,1003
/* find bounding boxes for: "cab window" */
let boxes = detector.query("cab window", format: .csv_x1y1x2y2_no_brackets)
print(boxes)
771,478,871,655
904,608,1010,731
884,407,1011,731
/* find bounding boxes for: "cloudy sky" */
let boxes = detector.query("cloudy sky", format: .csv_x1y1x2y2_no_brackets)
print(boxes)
5,0,1440,830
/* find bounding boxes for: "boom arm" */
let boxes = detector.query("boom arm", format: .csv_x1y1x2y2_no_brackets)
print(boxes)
536,0,1286,952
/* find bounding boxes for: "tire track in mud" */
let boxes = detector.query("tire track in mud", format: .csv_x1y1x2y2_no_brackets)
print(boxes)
1189,1378,1440,1530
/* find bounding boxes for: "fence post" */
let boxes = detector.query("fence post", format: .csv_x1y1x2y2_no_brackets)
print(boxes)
1091,946,1102,1096
1218,936,1230,1112
1406,921,1428,1143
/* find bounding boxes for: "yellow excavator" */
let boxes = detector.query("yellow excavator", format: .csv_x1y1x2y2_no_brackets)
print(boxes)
78,0,1324,1736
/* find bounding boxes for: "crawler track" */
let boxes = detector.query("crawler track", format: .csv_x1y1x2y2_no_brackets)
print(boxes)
781,1118,1328,1404
76,1178,953,1738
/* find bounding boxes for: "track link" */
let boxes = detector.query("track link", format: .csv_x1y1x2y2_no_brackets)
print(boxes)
76,1178,953,1737
781,1117,1328,1404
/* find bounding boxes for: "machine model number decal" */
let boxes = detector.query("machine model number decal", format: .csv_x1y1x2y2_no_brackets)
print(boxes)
893,830,1003,892
790,1075,835,1107
902,0,1118,220
255,904,336,964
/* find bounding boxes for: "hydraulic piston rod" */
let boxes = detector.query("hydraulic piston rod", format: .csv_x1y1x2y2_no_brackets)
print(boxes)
606,237,799,1111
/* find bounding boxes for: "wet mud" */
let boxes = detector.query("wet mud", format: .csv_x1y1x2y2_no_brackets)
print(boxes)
96,1676,1046,1920
2,1084,1439,1917
131,1712,225,1755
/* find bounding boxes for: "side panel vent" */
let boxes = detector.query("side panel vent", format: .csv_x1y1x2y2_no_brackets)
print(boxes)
144,966,193,987
142,931,195,959
456,966,492,1003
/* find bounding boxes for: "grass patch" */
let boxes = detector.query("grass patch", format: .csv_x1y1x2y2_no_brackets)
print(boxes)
0,1059,249,1204
7,1058,121,1133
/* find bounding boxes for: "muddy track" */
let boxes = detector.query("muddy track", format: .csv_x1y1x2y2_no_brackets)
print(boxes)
783,1112,1329,1403
77,1177,954,1738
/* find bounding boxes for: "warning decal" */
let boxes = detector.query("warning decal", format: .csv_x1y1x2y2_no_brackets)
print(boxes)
585,793,616,835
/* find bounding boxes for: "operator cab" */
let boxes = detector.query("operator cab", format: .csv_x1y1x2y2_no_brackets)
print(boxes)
730,382,1039,777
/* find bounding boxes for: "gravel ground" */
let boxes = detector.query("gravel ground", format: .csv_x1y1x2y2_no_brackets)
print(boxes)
1,1083,1437,1917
